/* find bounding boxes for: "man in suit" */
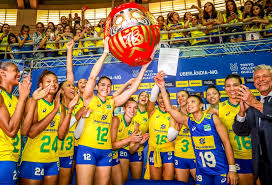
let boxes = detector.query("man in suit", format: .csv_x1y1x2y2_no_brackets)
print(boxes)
233,64,272,185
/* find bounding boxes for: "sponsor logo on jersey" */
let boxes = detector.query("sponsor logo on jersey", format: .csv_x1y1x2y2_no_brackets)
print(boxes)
50,121,55,127
161,124,166,129
199,138,206,144
101,114,108,120
183,128,190,134
97,104,101,107
204,124,211,131
43,108,47,113
192,126,196,131
106,104,112,110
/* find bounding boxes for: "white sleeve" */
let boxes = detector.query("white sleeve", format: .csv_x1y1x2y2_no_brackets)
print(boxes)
236,114,246,122
150,84,160,102
167,127,179,141
74,118,86,139
69,116,77,128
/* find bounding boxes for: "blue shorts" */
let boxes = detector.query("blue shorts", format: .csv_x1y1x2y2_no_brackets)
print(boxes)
119,149,143,162
130,151,144,162
196,171,228,185
59,156,73,168
149,151,174,166
112,157,120,166
235,158,253,174
76,145,112,167
73,146,78,161
0,161,17,185
174,156,196,169
19,161,59,180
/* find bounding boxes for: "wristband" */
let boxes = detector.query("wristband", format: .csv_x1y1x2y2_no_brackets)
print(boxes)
229,165,237,172
104,49,109,54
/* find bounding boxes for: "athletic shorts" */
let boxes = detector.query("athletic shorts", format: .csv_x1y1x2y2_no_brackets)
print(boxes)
0,161,17,185
174,156,196,169
235,158,253,174
149,151,174,166
73,146,78,161
76,145,112,167
118,149,143,162
59,156,73,168
196,170,228,185
19,161,59,180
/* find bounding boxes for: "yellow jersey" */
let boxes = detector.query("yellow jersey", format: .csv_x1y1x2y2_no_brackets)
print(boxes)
132,108,149,151
84,32,96,52
219,100,252,159
168,22,185,43
58,102,83,157
189,24,208,46
148,108,174,152
79,96,114,150
95,27,104,47
21,98,61,163
0,89,20,162
116,114,136,150
74,97,84,147
175,125,195,159
223,10,243,24
0,33,8,51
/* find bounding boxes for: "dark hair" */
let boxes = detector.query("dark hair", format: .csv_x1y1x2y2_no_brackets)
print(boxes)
225,74,242,85
177,90,189,96
183,12,191,21
124,97,137,107
0,62,16,71
241,0,254,18
188,94,204,104
1,23,10,31
64,25,72,33
206,85,220,95
226,0,238,18
167,12,179,24
20,25,30,34
37,70,57,88
76,78,87,87
203,2,218,20
97,76,112,86
8,33,18,44
157,15,165,21
251,3,265,18
47,22,56,32
138,91,149,98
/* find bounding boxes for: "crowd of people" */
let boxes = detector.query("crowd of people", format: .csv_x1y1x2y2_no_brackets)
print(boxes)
0,35,272,185
0,0,271,60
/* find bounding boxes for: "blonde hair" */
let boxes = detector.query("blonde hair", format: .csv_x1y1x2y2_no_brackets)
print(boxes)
254,64,272,74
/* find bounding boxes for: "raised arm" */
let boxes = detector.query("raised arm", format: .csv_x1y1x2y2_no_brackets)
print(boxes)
66,40,75,83
83,37,109,103
213,114,238,185
113,62,150,108
155,73,188,126
0,74,31,137
112,78,135,98
28,91,61,139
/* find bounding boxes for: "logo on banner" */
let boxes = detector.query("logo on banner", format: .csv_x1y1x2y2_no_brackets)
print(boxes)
132,70,140,77
230,63,238,72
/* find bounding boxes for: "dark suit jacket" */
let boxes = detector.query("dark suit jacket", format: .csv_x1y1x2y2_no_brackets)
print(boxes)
233,96,272,178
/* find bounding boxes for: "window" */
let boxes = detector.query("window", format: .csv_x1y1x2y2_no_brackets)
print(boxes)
37,8,112,26
0,9,17,25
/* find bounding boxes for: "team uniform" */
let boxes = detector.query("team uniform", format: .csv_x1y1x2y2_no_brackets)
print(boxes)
148,108,174,167
168,22,186,47
0,89,20,185
130,108,149,162
219,100,252,174
58,102,83,168
188,113,229,185
73,97,84,162
20,98,61,180
174,125,196,170
77,96,114,166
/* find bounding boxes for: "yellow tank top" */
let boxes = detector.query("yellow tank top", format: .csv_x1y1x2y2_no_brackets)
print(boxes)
149,108,174,152
168,22,185,43
223,10,243,24
0,89,20,162
73,41,83,56
160,27,169,41
189,24,208,46
175,125,195,159
21,98,61,163
74,97,84,147
84,33,96,52
45,38,56,50
58,101,83,157
0,33,8,51
95,27,104,47
116,114,136,150
132,108,148,151
219,100,252,159
79,96,114,150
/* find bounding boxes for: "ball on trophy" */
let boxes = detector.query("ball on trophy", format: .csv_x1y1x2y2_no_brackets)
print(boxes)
104,3,160,67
